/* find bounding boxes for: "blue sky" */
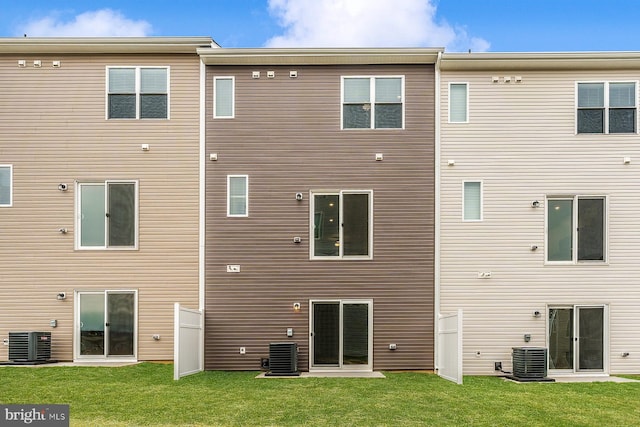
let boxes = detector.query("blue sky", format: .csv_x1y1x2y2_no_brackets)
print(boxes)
1,0,639,52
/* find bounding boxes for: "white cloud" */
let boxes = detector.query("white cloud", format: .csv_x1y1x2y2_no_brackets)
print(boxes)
20,9,152,37
265,0,489,52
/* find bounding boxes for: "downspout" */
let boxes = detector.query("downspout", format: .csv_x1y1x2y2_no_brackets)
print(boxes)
198,56,206,372
433,50,442,373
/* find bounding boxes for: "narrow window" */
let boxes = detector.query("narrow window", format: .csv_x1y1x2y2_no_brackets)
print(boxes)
0,165,12,207
227,175,248,217
107,67,168,119
609,82,636,133
449,83,468,123
78,181,138,249
463,181,482,221
342,77,403,129
214,77,234,118
311,190,372,259
547,196,606,263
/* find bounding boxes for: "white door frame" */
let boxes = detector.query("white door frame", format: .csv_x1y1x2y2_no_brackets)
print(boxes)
309,299,373,372
546,304,609,375
74,290,138,362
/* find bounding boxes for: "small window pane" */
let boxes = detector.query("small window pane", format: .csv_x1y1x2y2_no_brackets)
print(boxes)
450,83,468,122
81,185,106,247
343,193,370,256
577,109,604,133
140,94,167,119
109,94,136,119
344,78,370,103
140,68,167,93
374,104,402,128
548,199,573,262
215,78,234,118
343,104,371,128
609,109,636,133
609,83,635,107
578,198,604,261
578,83,604,108
228,176,247,216
463,182,481,221
0,166,11,206
108,183,136,247
314,194,340,257
375,78,401,103
109,68,135,93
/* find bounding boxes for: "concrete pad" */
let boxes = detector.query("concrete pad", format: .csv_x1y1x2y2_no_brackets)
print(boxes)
256,371,385,378
550,375,639,383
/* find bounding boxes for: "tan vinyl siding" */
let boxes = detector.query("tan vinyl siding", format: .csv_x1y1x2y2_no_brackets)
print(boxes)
440,68,640,374
205,64,435,371
0,53,201,361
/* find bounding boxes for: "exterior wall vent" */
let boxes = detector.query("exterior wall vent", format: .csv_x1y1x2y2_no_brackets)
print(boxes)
8,332,52,362
265,342,299,376
511,347,549,380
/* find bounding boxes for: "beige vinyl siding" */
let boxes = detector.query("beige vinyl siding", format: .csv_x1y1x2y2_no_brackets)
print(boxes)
205,64,435,371
440,69,640,374
0,53,201,361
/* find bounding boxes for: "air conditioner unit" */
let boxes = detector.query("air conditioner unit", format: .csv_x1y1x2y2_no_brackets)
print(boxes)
266,342,299,376
8,332,52,362
512,347,547,379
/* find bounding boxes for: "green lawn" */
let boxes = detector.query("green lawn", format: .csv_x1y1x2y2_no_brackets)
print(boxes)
1,363,639,426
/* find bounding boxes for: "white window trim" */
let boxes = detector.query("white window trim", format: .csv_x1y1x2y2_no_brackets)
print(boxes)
106,66,170,120
340,76,405,130
448,82,469,123
310,190,373,260
544,195,608,265
575,80,638,135
75,180,139,250
462,180,483,222
213,76,235,119
0,164,12,207
227,175,249,217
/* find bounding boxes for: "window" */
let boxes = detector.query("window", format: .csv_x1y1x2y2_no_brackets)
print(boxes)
214,76,234,118
77,181,138,249
227,175,248,217
577,82,636,134
463,181,482,221
547,196,606,263
0,165,12,207
311,190,373,259
342,77,404,129
449,83,468,123
107,67,168,119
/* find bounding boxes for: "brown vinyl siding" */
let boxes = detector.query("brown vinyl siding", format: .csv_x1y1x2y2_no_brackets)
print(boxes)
205,64,435,371
0,52,201,361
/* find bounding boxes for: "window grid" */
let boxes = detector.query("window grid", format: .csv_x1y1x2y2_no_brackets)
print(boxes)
577,81,637,134
341,76,404,129
107,66,169,120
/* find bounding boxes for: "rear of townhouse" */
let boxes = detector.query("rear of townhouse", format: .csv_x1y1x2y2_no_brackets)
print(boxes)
0,37,212,363
439,52,640,376
200,48,439,372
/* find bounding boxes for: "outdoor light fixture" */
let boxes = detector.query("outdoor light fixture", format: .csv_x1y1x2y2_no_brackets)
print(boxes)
57,292,66,300
293,302,301,312
531,200,540,208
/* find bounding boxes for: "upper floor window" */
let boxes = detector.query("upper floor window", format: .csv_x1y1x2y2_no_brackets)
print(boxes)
107,67,168,119
214,76,235,118
547,196,606,263
342,76,404,129
77,181,138,249
0,165,12,207
227,175,248,217
449,83,468,123
577,82,636,134
463,181,482,221
311,190,373,259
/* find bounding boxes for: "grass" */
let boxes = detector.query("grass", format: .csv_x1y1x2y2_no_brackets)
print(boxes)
1,363,640,426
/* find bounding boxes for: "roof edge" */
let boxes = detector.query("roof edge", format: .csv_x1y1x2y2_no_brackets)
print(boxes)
0,37,216,54
198,47,444,65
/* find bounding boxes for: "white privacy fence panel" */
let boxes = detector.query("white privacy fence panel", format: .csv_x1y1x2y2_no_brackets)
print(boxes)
438,310,463,384
174,303,203,380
